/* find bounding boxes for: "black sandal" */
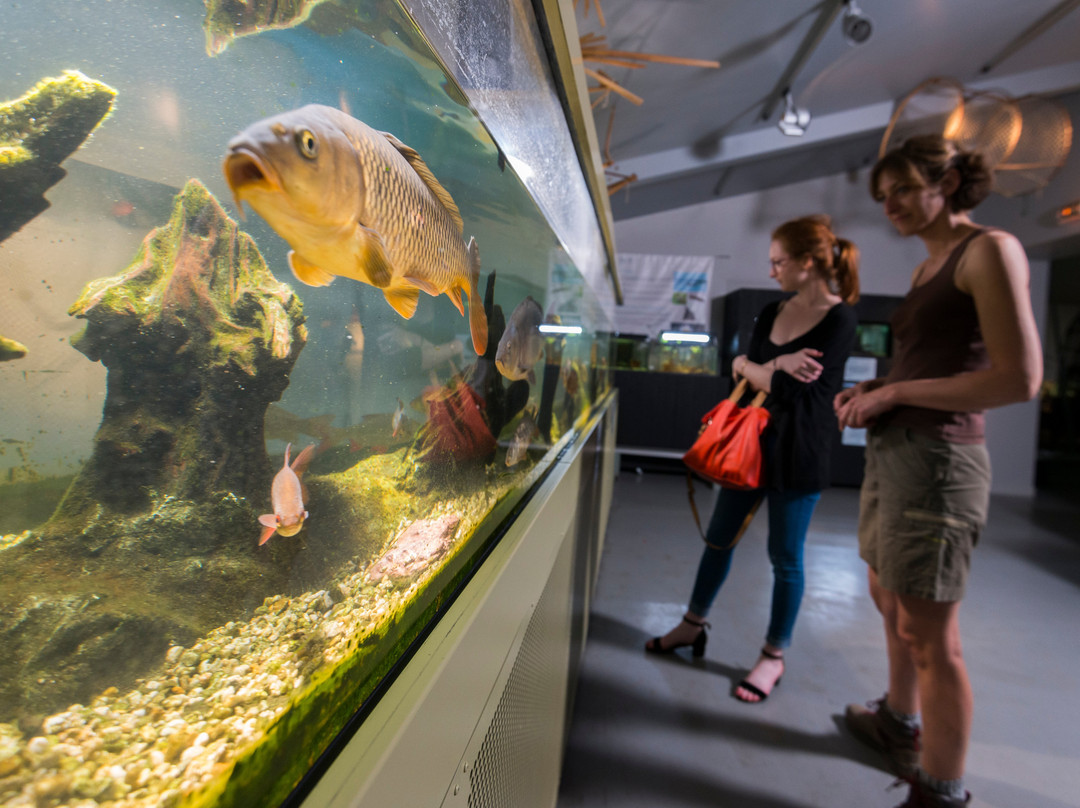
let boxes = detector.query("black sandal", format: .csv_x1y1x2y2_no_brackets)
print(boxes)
734,647,784,702
645,615,711,658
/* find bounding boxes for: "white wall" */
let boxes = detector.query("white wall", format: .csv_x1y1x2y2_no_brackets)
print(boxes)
613,169,1059,497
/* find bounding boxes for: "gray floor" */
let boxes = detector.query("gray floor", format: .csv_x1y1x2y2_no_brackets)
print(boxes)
557,471,1080,808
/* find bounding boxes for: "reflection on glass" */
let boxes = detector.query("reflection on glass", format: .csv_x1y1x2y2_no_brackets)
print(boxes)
0,2,612,805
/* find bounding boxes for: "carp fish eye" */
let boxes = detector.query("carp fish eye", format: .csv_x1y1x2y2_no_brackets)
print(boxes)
295,129,318,159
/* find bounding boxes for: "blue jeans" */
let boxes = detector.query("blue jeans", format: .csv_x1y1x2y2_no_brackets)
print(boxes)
688,486,822,649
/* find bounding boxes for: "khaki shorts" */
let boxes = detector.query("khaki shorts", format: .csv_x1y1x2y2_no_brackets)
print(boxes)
858,425,991,602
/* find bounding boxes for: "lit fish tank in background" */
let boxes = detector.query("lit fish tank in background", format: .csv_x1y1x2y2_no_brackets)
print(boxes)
648,332,718,375
0,0,614,804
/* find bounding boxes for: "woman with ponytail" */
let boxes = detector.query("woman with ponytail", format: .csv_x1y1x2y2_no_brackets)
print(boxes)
645,215,859,704
835,135,1042,808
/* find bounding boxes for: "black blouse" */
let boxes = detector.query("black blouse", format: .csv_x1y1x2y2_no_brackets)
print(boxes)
747,299,857,491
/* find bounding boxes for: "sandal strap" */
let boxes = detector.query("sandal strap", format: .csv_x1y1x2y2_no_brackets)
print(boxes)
682,615,711,629
760,647,783,660
736,678,769,701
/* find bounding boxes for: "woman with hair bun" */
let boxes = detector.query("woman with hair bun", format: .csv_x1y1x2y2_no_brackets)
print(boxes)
645,215,859,704
835,135,1042,808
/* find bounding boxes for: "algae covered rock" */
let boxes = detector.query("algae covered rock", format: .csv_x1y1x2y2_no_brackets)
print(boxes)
0,70,116,243
0,335,28,362
204,0,332,55
60,178,307,518
0,180,310,723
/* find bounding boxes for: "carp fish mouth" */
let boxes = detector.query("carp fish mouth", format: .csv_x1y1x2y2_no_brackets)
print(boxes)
223,148,282,215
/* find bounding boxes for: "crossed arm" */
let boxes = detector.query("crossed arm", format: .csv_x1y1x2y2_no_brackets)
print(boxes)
733,348,825,393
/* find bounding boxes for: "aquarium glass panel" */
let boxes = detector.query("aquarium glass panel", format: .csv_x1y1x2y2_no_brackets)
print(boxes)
0,1,614,805
402,0,614,328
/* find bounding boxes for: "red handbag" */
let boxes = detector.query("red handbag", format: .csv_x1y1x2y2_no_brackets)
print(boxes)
683,378,769,490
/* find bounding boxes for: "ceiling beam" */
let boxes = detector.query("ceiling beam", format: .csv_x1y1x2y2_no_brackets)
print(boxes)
610,61,1080,188
980,0,1080,74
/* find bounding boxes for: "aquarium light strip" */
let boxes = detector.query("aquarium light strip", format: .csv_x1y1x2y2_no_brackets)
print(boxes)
539,324,584,335
660,332,711,344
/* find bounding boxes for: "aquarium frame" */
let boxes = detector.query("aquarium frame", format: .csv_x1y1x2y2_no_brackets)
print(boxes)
396,0,621,306
528,0,622,303
283,392,616,807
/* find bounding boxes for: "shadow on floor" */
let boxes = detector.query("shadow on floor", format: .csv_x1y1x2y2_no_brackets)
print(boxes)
575,612,891,773
560,743,822,808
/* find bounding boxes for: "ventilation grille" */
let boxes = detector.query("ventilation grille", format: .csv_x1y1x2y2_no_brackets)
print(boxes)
467,576,562,808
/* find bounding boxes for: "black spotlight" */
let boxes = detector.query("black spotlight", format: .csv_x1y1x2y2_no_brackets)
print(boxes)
842,0,873,45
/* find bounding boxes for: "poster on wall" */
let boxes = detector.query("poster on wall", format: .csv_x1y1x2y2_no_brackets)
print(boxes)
615,254,716,336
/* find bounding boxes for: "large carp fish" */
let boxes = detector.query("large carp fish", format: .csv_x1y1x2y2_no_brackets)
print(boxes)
223,104,488,355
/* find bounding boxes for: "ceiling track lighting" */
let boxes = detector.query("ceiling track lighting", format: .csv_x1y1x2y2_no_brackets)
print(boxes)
778,90,811,136
841,0,873,45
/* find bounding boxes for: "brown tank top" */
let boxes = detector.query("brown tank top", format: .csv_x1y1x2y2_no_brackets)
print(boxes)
879,229,991,443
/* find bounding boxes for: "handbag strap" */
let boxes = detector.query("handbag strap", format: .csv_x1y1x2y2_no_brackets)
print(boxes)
729,376,768,408
685,472,764,550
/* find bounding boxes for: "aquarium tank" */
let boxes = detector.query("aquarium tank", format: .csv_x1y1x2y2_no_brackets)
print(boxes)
648,342,717,375
0,0,616,805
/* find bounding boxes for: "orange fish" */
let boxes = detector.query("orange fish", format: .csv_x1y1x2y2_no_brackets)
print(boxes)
392,397,405,437
223,104,488,354
258,443,316,545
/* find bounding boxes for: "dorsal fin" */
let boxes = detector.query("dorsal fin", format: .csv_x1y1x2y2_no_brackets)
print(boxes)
381,131,463,234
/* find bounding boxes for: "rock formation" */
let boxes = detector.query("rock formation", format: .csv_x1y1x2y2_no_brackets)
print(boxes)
59,178,306,519
0,70,116,244
0,180,309,722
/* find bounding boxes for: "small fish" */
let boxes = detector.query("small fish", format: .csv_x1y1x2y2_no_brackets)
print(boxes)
561,359,580,397
223,104,488,354
344,307,364,381
496,296,544,384
345,307,364,355
505,410,539,467
391,397,405,437
258,442,316,546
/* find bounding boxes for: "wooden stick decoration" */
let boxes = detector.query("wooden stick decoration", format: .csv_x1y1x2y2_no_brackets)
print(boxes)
583,48,720,69
574,0,720,195
584,68,644,106
607,173,637,195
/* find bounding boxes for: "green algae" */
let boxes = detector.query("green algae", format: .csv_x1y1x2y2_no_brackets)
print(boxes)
0,70,116,243
0,335,28,362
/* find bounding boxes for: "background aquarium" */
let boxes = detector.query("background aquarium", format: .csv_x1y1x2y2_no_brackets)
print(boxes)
0,1,614,805
647,338,717,375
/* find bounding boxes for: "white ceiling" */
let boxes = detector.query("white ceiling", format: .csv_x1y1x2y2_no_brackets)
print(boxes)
574,0,1080,220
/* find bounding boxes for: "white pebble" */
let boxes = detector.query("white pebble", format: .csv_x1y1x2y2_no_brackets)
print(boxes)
180,745,202,763
27,736,49,754
324,621,344,638
150,750,165,766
